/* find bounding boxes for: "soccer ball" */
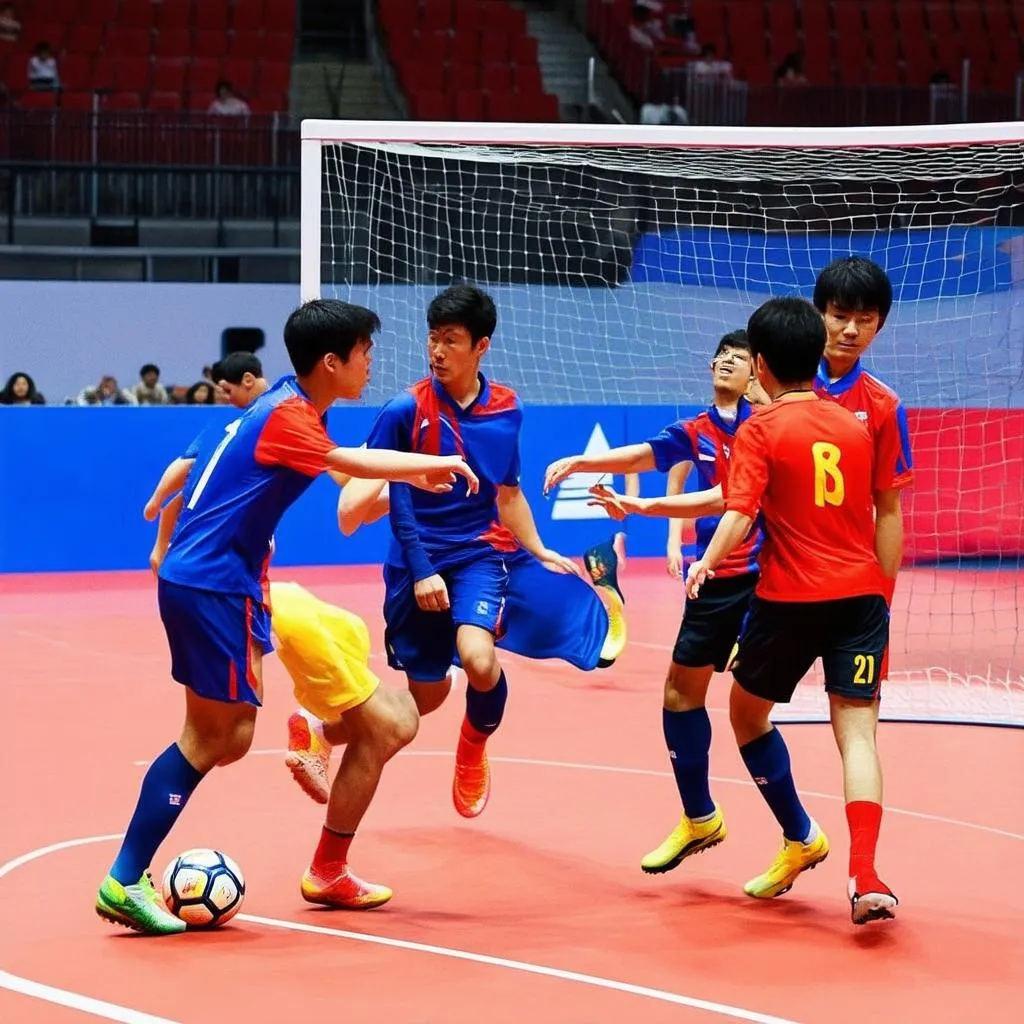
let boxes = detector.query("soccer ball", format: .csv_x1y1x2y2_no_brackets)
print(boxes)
161,848,245,929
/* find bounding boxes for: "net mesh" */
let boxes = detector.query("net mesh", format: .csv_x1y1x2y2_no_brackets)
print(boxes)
315,133,1024,726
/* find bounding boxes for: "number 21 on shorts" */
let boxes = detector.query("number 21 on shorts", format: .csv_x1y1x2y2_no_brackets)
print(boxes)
852,653,876,686
188,419,241,510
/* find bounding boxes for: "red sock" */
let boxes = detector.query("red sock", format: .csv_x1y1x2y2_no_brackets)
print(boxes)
846,801,882,882
460,716,488,746
311,826,353,875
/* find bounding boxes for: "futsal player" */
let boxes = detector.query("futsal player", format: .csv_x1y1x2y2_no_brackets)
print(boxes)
546,331,763,873
143,353,270,572
284,476,627,804
365,283,579,820
96,300,479,935
684,296,898,925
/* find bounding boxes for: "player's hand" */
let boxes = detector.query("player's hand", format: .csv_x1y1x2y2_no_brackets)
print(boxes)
543,456,580,495
745,376,771,407
414,574,450,612
148,544,165,577
666,547,683,577
414,457,480,495
685,560,714,600
143,496,161,522
586,484,646,521
537,548,583,577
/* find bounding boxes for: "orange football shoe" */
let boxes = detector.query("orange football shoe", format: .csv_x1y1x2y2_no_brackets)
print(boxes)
285,710,332,805
452,724,491,818
300,866,393,910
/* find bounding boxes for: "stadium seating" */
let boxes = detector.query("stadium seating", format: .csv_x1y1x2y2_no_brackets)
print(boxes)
0,0,296,113
587,0,1023,102
377,0,561,122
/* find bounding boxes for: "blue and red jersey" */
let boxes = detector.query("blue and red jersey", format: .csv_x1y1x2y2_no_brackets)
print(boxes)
646,397,763,577
366,373,522,578
814,359,913,492
160,376,338,604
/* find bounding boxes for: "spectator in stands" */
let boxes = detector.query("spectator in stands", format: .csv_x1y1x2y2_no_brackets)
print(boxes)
27,41,60,91
690,43,733,81
775,53,808,87
0,4,21,44
132,364,169,405
640,96,689,124
76,375,137,406
185,381,216,404
629,1,667,50
208,81,251,117
0,371,45,405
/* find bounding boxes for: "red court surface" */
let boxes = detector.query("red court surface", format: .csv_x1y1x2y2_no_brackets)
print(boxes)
1,564,1022,1024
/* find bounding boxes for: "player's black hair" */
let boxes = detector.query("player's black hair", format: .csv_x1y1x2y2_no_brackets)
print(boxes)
139,363,160,377
746,297,826,386
813,256,893,323
713,329,750,359
283,299,380,377
427,283,497,346
212,351,263,384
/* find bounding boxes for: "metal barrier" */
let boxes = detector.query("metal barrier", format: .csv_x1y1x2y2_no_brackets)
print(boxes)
1,161,300,228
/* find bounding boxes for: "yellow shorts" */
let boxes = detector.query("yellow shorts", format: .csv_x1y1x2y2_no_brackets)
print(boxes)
268,581,380,723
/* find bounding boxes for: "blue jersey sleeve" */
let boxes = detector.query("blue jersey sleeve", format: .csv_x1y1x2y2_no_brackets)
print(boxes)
501,405,523,487
646,421,695,474
368,393,436,581
366,393,415,451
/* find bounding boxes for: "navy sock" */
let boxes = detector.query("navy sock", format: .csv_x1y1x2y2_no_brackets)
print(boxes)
739,728,811,843
110,743,206,885
464,671,508,736
663,707,714,819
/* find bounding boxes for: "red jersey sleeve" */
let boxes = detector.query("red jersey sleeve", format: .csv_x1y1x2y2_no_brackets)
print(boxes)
254,400,337,477
724,418,769,519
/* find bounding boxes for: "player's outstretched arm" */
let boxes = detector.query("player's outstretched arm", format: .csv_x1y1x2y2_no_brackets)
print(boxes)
143,457,194,521
497,485,580,575
587,482,725,520
543,443,656,495
665,461,693,576
325,447,479,494
336,478,390,536
684,510,753,599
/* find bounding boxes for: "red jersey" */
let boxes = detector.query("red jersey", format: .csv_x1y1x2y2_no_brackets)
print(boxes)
724,397,889,603
814,360,913,492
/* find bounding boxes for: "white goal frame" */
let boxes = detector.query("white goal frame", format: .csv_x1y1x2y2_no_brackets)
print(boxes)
300,118,1024,302
300,118,1024,728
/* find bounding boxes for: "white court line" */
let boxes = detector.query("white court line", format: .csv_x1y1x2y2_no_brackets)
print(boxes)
133,748,1024,842
0,835,181,1024
0,835,801,1024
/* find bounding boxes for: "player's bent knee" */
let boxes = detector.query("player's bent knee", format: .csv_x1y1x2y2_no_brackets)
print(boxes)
664,662,713,711
728,682,773,746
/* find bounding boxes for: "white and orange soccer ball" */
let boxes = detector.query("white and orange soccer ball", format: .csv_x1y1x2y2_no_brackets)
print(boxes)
161,848,246,929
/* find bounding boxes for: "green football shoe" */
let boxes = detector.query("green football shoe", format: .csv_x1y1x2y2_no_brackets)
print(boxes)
96,872,186,936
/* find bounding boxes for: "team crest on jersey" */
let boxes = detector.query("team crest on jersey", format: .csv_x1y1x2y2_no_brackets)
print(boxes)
854,410,868,421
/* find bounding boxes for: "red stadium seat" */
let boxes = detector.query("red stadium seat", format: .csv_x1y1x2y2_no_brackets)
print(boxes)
195,0,231,32
57,54,92,91
257,62,292,94
80,0,119,25
450,31,480,65
222,59,256,95
106,28,152,58
514,63,543,94
155,30,192,59
230,32,265,60
114,56,152,94
187,58,221,96
262,0,298,32
194,31,230,60
479,31,510,63
60,91,97,111
448,62,480,92
511,35,539,65
410,88,452,119
67,24,104,55
420,0,454,33
454,89,484,120
150,91,186,111
156,1,192,32
481,63,514,93
153,60,188,93
105,91,142,110
119,0,155,30
19,90,59,109
262,33,294,62
233,1,266,33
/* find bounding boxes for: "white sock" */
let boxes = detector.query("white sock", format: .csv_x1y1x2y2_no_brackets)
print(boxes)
803,821,819,845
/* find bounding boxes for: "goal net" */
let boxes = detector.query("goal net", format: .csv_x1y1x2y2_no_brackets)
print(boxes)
301,120,1024,727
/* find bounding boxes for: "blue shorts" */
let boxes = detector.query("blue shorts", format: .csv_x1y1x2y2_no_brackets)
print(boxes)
383,551,509,683
158,578,273,706
498,549,609,671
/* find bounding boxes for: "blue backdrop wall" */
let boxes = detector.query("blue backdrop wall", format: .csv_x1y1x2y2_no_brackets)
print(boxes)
0,405,700,573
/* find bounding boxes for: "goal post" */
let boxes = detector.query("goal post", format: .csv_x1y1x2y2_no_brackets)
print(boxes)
300,118,1024,727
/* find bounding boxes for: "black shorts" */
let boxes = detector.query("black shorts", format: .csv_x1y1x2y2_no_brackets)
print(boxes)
732,594,889,704
672,572,758,673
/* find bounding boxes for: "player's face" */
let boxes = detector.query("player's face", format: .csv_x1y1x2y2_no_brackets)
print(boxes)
428,325,489,391
330,338,373,399
216,379,249,409
822,302,881,372
710,345,752,397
